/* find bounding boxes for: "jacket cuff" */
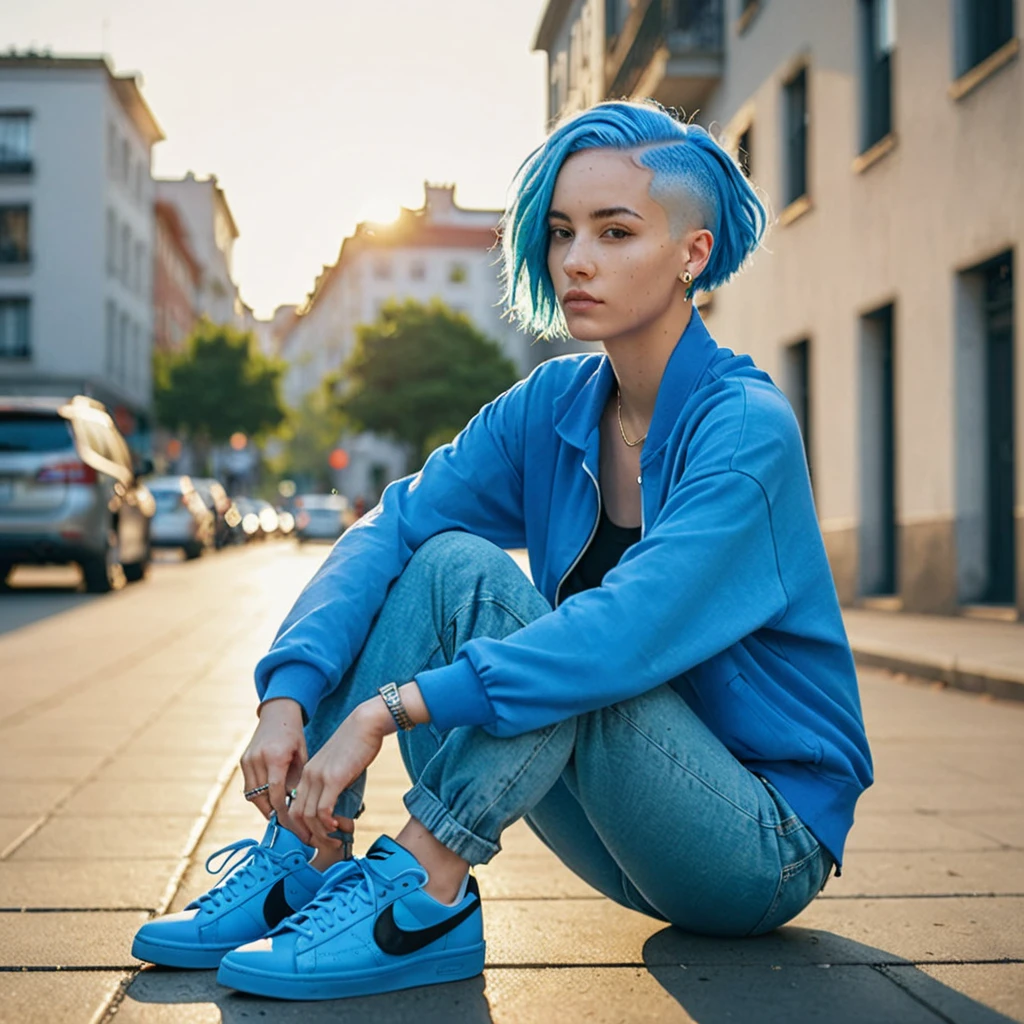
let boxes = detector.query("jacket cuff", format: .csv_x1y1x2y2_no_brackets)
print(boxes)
414,659,495,734
259,664,327,725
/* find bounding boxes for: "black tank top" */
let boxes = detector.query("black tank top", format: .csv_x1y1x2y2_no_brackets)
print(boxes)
561,507,642,599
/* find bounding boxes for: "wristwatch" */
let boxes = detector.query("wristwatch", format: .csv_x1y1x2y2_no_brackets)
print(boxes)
378,681,415,731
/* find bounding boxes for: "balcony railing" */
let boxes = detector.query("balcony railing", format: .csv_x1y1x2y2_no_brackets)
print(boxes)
608,0,723,101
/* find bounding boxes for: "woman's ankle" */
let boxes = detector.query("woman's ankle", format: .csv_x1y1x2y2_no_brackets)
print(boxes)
395,817,470,904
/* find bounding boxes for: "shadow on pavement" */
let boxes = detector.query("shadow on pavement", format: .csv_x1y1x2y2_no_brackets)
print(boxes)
0,580,96,635
125,966,494,1022
643,926,1017,1023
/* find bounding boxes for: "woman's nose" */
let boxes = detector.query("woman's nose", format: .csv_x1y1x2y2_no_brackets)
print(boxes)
562,238,596,279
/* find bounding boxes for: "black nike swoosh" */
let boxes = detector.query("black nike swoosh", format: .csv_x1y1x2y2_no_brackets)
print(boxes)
373,877,480,956
263,877,299,929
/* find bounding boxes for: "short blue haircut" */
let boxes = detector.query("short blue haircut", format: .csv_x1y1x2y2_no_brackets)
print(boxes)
500,100,767,339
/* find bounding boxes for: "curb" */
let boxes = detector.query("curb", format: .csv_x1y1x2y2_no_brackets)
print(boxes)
851,643,1024,702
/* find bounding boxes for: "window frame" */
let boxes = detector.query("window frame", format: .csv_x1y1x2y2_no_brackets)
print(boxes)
859,0,895,154
782,64,810,209
0,204,31,264
0,112,33,174
0,296,31,358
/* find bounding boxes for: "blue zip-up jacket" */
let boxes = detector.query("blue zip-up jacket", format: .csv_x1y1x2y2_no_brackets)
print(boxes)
256,310,873,867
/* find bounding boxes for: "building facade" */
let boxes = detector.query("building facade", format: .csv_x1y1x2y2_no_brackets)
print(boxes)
0,54,163,441
154,172,242,328
535,0,1023,617
153,199,200,352
280,183,588,503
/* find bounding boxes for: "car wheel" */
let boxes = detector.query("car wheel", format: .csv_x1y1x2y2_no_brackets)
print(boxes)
123,545,150,583
183,541,203,560
82,528,126,594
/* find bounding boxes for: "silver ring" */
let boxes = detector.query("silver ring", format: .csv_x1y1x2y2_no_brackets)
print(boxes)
244,783,270,801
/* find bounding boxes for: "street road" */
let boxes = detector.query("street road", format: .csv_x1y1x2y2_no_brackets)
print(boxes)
1,541,1023,1023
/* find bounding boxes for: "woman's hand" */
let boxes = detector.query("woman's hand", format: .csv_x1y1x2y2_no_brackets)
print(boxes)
239,698,307,832
289,697,394,848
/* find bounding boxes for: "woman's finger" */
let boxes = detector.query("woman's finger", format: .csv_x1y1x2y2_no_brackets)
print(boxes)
241,752,272,820
300,776,339,849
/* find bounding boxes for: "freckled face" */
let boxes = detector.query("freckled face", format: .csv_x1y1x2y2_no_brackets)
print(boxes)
547,148,686,343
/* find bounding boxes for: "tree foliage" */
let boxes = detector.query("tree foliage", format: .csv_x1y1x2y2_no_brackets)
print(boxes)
154,320,287,445
338,299,519,464
268,380,348,492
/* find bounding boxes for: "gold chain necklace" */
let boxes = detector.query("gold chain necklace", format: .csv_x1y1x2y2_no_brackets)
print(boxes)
616,389,647,448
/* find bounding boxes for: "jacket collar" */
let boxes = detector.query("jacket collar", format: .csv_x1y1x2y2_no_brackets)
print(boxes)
553,308,720,465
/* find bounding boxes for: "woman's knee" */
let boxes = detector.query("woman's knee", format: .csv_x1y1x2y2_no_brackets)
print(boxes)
403,531,524,595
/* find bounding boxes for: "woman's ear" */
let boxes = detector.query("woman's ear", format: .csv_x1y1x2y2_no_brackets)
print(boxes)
681,227,714,280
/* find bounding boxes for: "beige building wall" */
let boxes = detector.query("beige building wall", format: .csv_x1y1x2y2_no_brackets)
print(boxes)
535,0,1023,616
698,0,1023,614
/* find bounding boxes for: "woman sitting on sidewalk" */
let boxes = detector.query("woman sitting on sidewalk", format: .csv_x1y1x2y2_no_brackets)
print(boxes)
133,99,873,1002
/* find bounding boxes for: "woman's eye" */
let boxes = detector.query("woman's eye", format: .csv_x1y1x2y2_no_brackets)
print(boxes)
549,226,572,240
604,227,631,240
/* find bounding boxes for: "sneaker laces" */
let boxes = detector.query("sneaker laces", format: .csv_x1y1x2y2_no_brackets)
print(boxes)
192,838,291,914
277,859,425,941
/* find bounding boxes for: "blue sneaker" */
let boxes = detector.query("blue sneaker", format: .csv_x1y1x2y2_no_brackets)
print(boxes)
132,815,323,968
216,835,485,1000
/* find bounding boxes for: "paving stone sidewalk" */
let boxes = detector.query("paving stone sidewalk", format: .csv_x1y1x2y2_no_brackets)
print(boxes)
1,545,1023,1023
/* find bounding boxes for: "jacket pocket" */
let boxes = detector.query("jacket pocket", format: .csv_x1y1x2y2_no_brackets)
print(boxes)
717,672,823,766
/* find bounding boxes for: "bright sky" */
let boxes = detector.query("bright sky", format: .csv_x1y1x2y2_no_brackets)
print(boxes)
6,0,551,318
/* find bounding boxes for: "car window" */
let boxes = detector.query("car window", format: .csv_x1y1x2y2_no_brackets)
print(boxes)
150,489,184,513
0,413,75,452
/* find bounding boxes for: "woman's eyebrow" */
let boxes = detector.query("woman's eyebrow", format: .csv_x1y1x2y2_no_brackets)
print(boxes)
547,206,644,222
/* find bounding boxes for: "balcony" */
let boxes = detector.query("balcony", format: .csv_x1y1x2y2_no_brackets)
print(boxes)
606,0,724,113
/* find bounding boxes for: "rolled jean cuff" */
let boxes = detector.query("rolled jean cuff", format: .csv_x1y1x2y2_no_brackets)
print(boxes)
403,780,500,866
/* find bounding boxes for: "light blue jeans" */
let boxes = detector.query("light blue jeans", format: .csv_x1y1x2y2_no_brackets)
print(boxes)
307,531,832,938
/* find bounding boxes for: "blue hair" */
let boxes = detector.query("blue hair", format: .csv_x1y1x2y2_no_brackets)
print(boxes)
500,100,767,339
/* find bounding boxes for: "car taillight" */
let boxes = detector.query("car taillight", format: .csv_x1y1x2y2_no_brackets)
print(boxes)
36,460,98,484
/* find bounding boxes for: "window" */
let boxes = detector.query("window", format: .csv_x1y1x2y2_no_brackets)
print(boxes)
108,123,118,177
410,260,426,281
606,0,621,40
373,257,391,280
737,125,753,178
121,224,131,285
955,0,1014,77
784,339,812,481
120,138,130,186
860,0,894,151
449,262,468,284
859,304,897,596
118,312,129,381
0,206,30,263
134,241,144,295
0,297,30,357
106,300,116,373
107,209,117,276
0,113,32,173
783,67,809,206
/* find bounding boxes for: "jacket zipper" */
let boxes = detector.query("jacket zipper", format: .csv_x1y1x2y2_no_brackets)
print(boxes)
554,460,602,607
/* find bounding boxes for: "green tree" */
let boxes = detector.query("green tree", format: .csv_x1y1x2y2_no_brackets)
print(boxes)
154,320,287,472
338,299,519,466
269,380,348,492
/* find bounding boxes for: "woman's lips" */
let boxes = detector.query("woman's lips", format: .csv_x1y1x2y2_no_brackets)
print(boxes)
563,297,602,312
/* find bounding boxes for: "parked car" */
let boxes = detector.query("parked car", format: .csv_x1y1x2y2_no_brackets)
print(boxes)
294,493,350,543
0,395,155,592
189,477,238,548
147,475,215,559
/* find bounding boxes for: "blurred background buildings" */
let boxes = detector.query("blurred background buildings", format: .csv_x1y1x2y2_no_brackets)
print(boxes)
536,0,1022,618
0,1,1020,619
